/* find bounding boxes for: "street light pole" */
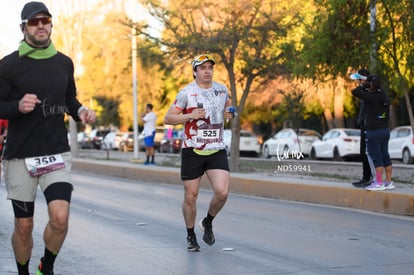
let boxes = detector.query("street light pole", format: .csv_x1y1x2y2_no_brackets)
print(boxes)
132,24,139,159
369,0,377,73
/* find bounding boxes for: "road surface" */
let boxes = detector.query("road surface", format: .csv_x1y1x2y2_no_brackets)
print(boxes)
0,171,413,274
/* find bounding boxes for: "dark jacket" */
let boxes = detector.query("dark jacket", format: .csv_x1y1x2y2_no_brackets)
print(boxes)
352,86,389,131
0,51,82,159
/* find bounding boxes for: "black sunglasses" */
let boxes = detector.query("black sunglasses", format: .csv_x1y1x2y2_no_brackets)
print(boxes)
22,17,52,27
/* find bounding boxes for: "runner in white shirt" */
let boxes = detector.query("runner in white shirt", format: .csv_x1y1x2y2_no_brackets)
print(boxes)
164,54,235,251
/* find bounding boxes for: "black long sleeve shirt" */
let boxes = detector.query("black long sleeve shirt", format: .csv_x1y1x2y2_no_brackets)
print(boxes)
0,51,82,159
356,94,367,128
352,86,389,131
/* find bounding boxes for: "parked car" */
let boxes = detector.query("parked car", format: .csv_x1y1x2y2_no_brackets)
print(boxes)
310,128,360,161
154,126,165,150
137,132,145,151
160,129,183,154
262,128,321,159
223,129,261,157
102,131,125,150
119,132,134,152
73,131,91,149
89,129,111,149
118,127,166,152
388,126,414,164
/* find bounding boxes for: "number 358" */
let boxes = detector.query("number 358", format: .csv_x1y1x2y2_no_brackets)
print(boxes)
34,156,57,166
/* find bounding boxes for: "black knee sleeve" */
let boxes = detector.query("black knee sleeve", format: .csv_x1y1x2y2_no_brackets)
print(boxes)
44,182,73,204
11,200,35,218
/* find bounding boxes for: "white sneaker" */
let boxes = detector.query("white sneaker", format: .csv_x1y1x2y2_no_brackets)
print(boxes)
384,181,395,190
365,181,385,191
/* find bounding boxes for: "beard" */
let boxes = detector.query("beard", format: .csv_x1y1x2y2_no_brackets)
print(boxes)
26,31,51,48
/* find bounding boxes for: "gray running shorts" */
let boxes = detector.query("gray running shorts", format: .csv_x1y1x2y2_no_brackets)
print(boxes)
4,151,72,202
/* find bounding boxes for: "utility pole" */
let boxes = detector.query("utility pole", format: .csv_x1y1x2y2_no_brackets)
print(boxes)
369,0,377,73
132,24,139,159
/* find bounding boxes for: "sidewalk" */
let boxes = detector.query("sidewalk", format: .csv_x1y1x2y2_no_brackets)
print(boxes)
72,157,414,216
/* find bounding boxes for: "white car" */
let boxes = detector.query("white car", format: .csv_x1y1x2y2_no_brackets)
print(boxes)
102,131,125,150
223,129,261,157
310,128,360,161
262,128,321,159
69,132,91,149
388,126,414,164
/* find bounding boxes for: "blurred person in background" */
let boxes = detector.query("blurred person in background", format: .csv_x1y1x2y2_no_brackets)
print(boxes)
350,69,372,188
142,103,157,165
352,75,393,191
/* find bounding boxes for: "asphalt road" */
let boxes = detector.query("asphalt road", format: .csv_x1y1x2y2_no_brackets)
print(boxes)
77,149,414,184
1,171,413,275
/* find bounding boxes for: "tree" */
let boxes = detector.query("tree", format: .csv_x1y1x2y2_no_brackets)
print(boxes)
50,0,132,150
296,0,372,130
78,11,133,130
297,0,414,131
50,0,92,156
377,0,414,131
280,88,306,130
143,0,304,170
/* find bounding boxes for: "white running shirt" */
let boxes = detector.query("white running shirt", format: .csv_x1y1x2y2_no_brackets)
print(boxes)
173,81,230,151
143,111,157,137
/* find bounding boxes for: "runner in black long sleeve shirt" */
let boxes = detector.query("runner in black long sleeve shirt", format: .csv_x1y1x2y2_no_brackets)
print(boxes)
0,2,96,274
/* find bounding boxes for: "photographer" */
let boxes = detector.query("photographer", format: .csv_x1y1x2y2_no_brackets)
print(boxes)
350,69,372,188
352,75,394,191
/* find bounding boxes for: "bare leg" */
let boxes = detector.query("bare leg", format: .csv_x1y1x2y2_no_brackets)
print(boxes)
385,165,392,182
149,146,155,161
375,166,384,183
205,169,229,216
182,177,201,228
12,217,34,263
43,200,70,253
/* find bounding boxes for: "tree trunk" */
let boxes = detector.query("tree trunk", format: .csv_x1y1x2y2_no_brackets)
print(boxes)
403,89,414,133
389,103,398,129
324,108,334,130
333,79,345,128
229,116,241,171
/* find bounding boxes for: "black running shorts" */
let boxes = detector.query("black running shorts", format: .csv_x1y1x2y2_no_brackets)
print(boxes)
181,148,229,180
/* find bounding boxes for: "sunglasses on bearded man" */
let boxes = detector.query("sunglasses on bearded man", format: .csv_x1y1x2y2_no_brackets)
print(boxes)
22,16,52,27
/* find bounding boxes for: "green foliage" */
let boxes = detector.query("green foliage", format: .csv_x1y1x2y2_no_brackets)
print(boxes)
46,0,414,137
378,0,414,91
279,88,306,129
143,0,307,170
93,96,121,127
297,0,372,80
343,89,357,118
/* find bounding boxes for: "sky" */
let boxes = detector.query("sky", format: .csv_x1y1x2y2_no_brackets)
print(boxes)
0,0,160,56
0,1,25,55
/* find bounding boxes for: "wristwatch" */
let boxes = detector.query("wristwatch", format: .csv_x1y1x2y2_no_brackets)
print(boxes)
77,106,89,116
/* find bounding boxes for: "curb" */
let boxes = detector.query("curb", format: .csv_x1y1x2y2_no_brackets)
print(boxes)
72,158,414,216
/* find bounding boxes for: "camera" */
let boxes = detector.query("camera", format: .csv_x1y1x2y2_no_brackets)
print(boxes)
367,75,376,83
